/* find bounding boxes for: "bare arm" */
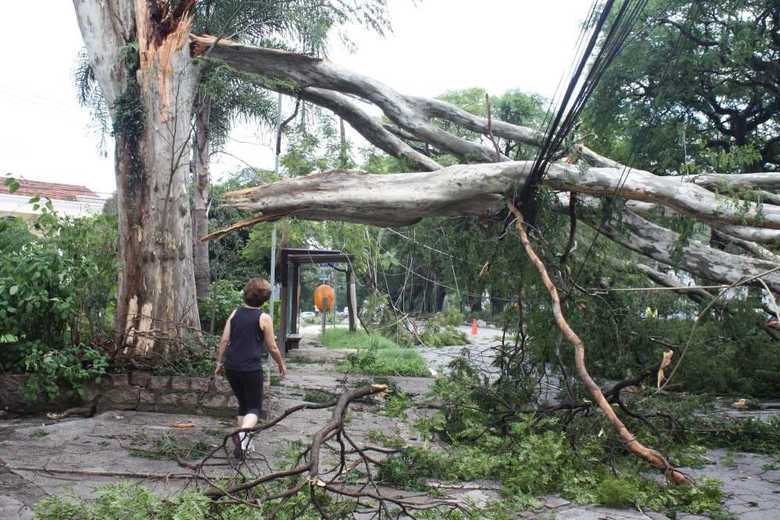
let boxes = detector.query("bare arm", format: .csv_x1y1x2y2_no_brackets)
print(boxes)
261,313,288,378
214,310,235,375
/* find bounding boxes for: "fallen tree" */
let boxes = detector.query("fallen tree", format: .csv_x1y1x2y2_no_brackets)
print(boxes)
189,34,780,487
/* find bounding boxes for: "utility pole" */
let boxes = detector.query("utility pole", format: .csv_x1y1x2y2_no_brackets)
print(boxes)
269,92,282,323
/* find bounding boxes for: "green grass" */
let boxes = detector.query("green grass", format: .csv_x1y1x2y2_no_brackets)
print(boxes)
320,329,399,350
337,347,430,377
324,330,430,377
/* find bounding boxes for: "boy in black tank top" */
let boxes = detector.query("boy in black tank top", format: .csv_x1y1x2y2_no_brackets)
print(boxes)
215,278,288,457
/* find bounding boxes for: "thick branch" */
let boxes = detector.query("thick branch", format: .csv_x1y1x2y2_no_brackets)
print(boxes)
508,202,689,485
579,206,780,294
206,384,387,498
688,172,780,192
217,161,780,230
191,35,510,163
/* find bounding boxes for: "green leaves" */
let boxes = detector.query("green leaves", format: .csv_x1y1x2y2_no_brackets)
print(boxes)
20,342,108,402
3,176,20,193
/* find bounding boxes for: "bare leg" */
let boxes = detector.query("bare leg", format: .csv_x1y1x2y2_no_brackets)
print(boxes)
239,413,258,451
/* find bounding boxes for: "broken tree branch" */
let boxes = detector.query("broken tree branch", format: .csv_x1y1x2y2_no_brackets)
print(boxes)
507,200,689,485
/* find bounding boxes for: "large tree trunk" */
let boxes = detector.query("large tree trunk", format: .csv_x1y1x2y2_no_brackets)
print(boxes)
192,95,211,300
74,0,200,358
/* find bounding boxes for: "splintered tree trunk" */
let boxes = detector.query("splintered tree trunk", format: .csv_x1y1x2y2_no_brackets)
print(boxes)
192,96,211,300
74,0,200,359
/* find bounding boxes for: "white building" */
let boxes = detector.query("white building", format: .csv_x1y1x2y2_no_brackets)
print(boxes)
0,178,105,219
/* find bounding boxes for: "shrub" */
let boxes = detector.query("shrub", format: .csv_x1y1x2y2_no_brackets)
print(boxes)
20,342,108,402
199,279,242,333
418,310,468,347
0,207,117,400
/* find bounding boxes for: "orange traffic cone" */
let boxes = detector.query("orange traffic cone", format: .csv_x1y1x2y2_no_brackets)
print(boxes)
471,319,478,336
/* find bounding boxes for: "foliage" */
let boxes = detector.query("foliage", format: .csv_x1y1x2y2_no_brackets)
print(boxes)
420,310,468,347
128,432,211,461
320,329,399,350
338,345,429,377
198,279,243,333
207,168,276,284
585,0,780,173
33,482,262,520
0,200,117,401
437,87,547,160
150,331,218,377
0,206,117,348
379,418,724,516
20,342,108,402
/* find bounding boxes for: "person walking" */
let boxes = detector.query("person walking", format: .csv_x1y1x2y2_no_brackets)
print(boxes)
215,278,288,458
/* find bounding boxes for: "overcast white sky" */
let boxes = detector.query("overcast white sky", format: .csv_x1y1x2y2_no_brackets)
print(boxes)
0,1,591,196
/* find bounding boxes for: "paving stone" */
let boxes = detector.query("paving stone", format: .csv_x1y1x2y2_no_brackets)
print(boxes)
0,496,33,520
138,390,155,404
214,377,231,393
170,377,190,391
159,392,178,405
149,376,170,390
543,495,570,508
129,371,152,388
102,387,139,407
177,392,198,407
108,373,129,387
190,377,210,392
202,394,227,408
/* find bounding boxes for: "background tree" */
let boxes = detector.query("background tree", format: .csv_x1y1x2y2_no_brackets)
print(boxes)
584,0,780,174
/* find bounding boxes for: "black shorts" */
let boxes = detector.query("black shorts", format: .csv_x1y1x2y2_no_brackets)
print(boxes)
225,368,263,417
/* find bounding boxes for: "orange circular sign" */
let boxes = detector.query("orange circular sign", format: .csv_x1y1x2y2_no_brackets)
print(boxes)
314,284,335,312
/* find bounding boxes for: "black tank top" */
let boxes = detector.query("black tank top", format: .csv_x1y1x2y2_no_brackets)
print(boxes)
224,307,265,371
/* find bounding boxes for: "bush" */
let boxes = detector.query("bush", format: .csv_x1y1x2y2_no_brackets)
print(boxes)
380,417,726,516
0,211,116,348
20,342,108,402
419,315,468,347
33,482,262,520
0,207,116,400
198,279,243,333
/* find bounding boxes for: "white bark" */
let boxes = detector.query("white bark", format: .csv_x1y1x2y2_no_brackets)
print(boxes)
192,36,508,163
220,161,780,230
689,172,780,192
188,35,780,301
581,207,780,294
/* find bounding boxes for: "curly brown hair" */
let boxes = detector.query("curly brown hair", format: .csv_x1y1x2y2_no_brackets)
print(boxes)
243,278,271,307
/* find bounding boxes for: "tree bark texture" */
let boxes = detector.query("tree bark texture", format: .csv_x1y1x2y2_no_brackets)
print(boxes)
192,95,211,300
74,0,200,358
216,161,780,231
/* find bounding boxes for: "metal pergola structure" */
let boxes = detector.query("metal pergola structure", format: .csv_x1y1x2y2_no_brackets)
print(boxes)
276,248,357,353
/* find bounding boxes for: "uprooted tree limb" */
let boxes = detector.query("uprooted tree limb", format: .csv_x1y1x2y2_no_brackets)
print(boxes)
190,35,780,292
507,201,690,485
202,164,780,295
186,384,466,516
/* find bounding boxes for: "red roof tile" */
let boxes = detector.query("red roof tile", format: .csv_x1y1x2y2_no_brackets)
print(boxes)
0,178,99,201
